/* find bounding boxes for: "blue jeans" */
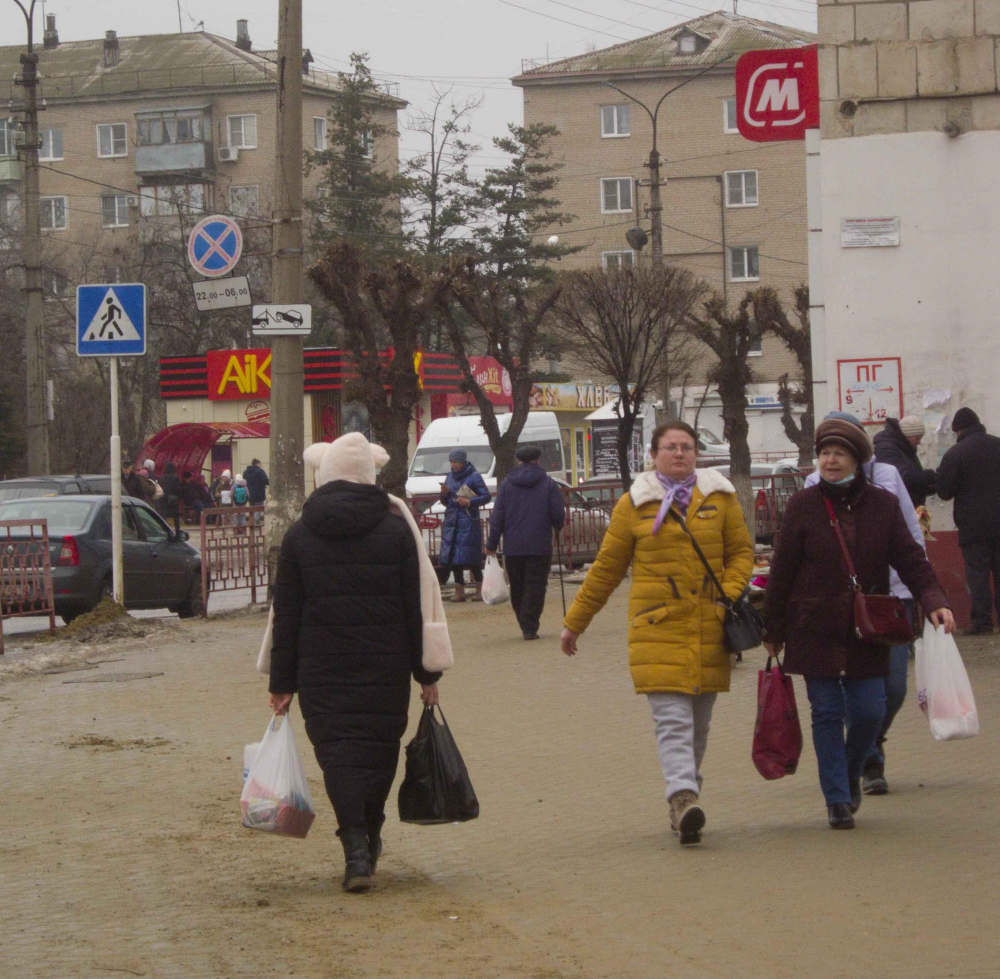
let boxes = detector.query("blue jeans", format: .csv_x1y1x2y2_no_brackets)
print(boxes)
805,676,886,806
866,643,910,768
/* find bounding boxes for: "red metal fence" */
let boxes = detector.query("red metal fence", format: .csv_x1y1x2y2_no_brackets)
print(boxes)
199,507,267,614
0,519,56,653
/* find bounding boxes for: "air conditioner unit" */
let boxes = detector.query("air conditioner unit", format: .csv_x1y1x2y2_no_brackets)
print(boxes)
218,146,239,163
125,195,139,208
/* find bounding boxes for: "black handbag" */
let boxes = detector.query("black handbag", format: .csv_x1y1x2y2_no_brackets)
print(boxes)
670,511,764,653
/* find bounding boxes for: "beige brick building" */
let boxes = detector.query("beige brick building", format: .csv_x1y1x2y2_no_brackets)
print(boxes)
0,19,403,293
512,12,816,386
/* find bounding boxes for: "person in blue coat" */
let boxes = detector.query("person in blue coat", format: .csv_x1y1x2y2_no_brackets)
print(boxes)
439,449,491,602
486,445,566,640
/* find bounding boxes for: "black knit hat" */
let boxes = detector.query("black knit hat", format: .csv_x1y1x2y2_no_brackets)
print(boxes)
815,417,873,464
515,444,542,462
952,407,980,433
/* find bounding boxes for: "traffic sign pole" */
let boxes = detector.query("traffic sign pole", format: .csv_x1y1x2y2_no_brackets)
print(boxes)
109,357,123,605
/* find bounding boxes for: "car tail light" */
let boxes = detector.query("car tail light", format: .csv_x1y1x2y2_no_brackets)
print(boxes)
57,536,80,567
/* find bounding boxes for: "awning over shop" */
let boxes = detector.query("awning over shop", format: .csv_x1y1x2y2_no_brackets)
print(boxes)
135,422,270,477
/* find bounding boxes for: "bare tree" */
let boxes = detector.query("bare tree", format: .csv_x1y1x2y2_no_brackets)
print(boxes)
308,241,460,496
552,265,706,490
751,285,813,466
687,293,759,540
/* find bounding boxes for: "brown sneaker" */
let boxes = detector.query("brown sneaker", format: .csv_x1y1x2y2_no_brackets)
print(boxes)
669,790,705,845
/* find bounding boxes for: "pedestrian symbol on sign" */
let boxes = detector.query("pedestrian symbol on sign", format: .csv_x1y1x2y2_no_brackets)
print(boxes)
82,288,143,343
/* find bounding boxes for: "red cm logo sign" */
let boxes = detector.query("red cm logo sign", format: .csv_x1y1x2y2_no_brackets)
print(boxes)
735,46,819,141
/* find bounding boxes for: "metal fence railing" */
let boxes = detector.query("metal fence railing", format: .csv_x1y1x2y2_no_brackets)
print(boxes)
199,506,267,614
0,519,56,653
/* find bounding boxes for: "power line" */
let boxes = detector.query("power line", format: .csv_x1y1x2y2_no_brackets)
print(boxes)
495,0,634,40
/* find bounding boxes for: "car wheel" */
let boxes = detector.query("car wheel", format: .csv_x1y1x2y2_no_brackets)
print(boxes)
96,576,114,607
60,609,82,625
176,572,206,618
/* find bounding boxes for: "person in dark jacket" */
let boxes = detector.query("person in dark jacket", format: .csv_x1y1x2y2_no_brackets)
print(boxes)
179,471,208,521
764,418,954,830
439,449,491,602
121,462,142,500
485,445,566,640
936,407,1000,634
268,433,443,893
872,416,936,507
158,462,182,533
243,458,269,504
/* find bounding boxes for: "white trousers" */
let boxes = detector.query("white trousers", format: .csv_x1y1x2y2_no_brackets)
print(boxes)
647,692,717,800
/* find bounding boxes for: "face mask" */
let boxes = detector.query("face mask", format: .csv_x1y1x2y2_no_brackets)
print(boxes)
822,473,856,487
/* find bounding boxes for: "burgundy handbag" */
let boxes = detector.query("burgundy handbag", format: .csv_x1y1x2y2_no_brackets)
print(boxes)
824,498,915,646
753,655,803,779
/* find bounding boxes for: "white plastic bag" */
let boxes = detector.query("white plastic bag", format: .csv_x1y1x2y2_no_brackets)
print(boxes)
915,622,979,741
240,714,316,837
481,555,509,606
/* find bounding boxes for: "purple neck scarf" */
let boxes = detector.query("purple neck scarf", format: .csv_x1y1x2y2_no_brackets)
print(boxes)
651,472,697,535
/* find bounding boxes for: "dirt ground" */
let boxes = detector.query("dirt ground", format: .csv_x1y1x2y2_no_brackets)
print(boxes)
1,585,998,979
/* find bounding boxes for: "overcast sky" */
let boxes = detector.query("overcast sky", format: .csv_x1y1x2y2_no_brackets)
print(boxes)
14,0,817,173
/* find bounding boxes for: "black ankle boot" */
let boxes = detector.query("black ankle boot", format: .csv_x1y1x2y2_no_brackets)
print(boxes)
367,819,384,873
338,827,372,893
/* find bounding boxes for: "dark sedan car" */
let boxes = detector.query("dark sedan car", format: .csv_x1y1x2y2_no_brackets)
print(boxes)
0,474,113,502
0,495,203,623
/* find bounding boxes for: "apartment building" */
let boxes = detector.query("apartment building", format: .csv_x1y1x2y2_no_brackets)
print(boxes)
512,12,816,388
0,18,403,294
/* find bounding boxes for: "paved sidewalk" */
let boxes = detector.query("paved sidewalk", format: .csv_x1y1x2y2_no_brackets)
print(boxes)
1,588,997,979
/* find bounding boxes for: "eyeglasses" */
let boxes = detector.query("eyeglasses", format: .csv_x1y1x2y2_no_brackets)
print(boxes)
658,443,696,455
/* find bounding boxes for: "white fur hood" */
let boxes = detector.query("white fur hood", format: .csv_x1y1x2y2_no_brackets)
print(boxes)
629,468,736,509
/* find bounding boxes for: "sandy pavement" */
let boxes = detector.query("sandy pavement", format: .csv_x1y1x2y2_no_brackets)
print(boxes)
1,586,997,979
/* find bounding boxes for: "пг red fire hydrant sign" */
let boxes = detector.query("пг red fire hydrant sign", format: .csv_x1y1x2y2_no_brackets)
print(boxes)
735,46,820,142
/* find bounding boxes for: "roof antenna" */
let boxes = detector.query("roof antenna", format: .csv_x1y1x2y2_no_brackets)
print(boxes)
177,0,183,32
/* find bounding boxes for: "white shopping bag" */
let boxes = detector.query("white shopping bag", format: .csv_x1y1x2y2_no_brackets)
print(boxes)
240,714,316,837
915,622,980,741
481,555,509,606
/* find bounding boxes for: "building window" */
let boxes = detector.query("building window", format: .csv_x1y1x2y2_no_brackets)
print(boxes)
601,177,632,214
139,184,206,217
101,194,130,227
43,269,70,299
97,123,128,158
748,334,763,357
602,250,635,269
227,114,257,149
40,196,67,230
725,170,758,207
729,246,759,282
313,116,327,151
724,97,738,134
229,185,259,218
678,33,697,54
0,118,14,156
360,128,373,158
0,192,19,249
601,104,630,137
136,110,207,146
39,128,63,161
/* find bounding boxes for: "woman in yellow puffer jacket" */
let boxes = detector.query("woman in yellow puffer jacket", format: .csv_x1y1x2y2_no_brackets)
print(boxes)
561,420,753,845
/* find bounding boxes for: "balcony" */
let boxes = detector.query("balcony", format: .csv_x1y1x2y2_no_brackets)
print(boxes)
0,156,23,183
135,140,212,175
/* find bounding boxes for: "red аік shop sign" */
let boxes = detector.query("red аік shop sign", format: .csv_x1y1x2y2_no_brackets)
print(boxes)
735,46,819,142
206,348,272,401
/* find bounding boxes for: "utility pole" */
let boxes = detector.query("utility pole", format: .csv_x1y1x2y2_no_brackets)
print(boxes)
265,0,305,579
12,0,50,474
605,54,733,270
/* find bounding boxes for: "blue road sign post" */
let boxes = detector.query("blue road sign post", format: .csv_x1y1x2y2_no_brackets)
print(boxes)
75,282,148,608
76,283,146,357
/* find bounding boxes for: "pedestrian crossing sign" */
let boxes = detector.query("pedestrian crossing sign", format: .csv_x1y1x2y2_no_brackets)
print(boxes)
76,283,147,357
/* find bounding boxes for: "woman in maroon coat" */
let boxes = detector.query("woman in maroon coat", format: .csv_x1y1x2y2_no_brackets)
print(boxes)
763,418,954,829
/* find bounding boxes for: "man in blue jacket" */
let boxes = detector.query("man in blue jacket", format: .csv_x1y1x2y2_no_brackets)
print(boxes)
486,445,566,640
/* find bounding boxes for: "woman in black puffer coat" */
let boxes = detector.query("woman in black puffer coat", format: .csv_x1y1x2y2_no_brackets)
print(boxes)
269,434,442,893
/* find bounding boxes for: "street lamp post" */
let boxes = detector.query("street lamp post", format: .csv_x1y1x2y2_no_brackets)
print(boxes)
604,54,732,268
